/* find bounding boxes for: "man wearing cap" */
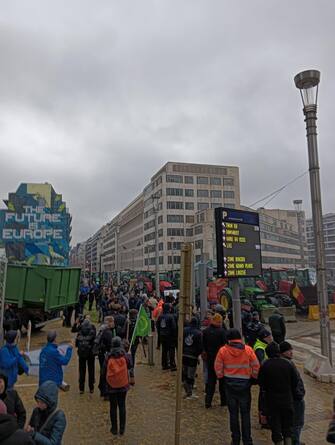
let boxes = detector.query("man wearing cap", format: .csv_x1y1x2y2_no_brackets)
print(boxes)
258,342,299,445
280,341,306,445
202,313,227,408
0,331,29,390
39,331,73,388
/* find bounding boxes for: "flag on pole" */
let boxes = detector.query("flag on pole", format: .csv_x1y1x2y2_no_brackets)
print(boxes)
291,280,304,305
130,305,151,345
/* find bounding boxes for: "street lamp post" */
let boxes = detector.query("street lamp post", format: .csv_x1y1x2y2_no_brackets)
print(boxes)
294,69,332,364
152,193,160,298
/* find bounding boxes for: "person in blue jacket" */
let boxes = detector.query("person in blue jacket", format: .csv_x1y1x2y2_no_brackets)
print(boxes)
26,380,66,445
0,331,29,389
39,331,73,388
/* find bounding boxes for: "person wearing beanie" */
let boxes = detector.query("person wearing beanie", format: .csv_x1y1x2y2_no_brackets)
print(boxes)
0,373,26,428
258,341,299,445
182,317,203,400
215,328,259,445
280,342,306,445
245,311,264,348
102,336,133,436
39,331,73,388
0,399,33,445
0,331,29,390
202,313,227,408
253,329,273,365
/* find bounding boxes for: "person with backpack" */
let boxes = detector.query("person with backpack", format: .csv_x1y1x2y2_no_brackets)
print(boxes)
157,303,177,370
182,317,203,400
96,316,116,397
102,337,133,436
75,319,96,394
25,380,66,445
114,308,128,339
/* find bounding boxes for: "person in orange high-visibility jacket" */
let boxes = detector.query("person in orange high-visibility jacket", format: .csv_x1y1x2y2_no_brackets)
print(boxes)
215,328,260,445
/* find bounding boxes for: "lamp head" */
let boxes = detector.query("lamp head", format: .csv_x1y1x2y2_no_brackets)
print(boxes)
294,69,320,107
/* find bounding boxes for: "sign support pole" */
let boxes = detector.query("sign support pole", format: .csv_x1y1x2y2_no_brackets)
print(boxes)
199,262,207,321
232,278,242,332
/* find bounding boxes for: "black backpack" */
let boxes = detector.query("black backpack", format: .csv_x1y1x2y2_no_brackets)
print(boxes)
77,333,92,358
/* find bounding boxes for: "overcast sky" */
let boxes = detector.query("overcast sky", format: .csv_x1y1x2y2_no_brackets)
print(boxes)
0,1,334,244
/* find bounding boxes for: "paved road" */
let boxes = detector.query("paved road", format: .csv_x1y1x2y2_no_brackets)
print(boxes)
14,320,334,445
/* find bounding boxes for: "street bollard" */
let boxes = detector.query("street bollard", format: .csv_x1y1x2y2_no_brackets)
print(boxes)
148,334,154,366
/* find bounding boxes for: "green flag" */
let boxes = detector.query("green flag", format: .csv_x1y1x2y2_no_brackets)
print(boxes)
131,305,151,344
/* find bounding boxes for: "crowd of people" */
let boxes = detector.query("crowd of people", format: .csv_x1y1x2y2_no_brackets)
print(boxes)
0,280,334,444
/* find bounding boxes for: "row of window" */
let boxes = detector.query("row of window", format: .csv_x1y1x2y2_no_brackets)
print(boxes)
166,174,234,186
166,188,235,198
261,244,301,255
261,256,302,265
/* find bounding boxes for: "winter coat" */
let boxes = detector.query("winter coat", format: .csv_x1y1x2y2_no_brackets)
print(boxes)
29,380,66,445
258,356,299,407
0,373,26,428
39,343,72,387
0,344,29,389
75,321,96,358
215,340,260,392
202,325,227,366
102,347,132,394
182,326,202,361
157,308,177,340
268,312,286,339
0,414,34,445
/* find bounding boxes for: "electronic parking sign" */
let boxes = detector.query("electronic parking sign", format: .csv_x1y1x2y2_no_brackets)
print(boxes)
215,208,262,278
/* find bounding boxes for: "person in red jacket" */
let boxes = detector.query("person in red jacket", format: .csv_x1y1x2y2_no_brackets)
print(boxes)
215,328,260,445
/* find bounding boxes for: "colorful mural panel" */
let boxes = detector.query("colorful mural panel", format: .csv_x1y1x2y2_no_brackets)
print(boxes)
0,183,71,265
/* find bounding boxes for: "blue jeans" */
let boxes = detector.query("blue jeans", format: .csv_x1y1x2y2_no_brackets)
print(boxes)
225,385,253,445
292,399,305,445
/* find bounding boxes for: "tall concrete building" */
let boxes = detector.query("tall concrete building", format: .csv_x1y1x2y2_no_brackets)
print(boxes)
306,213,335,280
142,162,240,272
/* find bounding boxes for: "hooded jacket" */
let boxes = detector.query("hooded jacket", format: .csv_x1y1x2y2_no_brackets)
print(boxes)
215,340,260,391
29,380,66,445
182,323,203,361
39,342,72,387
0,343,29,389
0,414,34,445
0,373,26,428
157,304,176,339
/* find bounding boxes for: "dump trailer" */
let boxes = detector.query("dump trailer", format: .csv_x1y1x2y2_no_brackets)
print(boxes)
5,264,81,329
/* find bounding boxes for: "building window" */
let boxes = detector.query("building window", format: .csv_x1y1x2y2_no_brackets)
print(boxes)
167,215,184,223
168,241,182,250
158,229,163,237
224,203,235,208
167,201,184,210
210,190,222,198
195,240,203,249
223,177,234,186
158,215,163,224
197,189,209,198
211,202,221,209
159,242,164,251
185,215,195,224
166,174,183,183
184,176,194,184
159,256,164,265
197,176,208,184
185,189,194,197
195,225,203,235
223,191,235,199
166,188,183,196
169,256,181,265
197,202,209,211
185,202,194,210
186,228,193,237
210,177,221,185
197,213,205,223
167,228,184,236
